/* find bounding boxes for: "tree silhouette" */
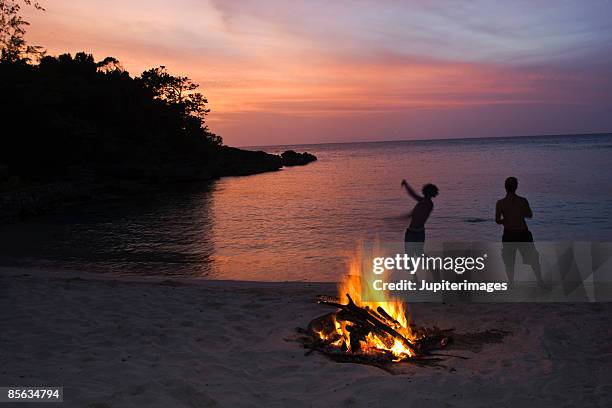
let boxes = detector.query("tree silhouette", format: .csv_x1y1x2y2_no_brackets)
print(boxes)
96,56,124,74
139,66,211,118
0,0,44,63
0,1,283,193
1,51,223,181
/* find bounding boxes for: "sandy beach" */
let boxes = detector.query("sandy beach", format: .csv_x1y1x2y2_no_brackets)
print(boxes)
2,268,611,407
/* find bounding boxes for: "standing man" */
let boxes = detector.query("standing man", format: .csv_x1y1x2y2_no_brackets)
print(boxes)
495,177,546,288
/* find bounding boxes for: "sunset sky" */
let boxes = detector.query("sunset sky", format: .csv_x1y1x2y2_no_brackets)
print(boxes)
23,0,612,146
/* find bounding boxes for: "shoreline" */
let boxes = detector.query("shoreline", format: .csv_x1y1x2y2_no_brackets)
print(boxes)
2,267,611,407
0,147,316,225
0,265,336,288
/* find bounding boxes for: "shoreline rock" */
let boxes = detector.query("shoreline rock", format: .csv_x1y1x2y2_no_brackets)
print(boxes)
0,147,317,224
280,150,318,166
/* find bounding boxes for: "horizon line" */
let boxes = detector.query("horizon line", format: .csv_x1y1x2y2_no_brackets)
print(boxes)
239,131,612,149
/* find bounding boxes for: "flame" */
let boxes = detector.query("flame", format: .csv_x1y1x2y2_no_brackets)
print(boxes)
327,247,417,361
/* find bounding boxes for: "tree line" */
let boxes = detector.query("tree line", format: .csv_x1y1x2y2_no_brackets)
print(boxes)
1,0,223,182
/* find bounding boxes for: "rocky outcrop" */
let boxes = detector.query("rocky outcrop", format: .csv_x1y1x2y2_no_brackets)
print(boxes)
214,146,283,176
0,147,317,223
280,150,318,166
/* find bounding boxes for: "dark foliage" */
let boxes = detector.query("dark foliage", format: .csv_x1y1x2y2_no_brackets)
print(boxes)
0,52,222,182
0,3,316,222
0,0,44,63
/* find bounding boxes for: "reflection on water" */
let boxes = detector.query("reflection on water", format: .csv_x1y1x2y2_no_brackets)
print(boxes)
0,186,216,276
1,134,611,281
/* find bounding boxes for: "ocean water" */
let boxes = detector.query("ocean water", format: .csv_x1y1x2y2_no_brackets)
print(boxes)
1,134,611,281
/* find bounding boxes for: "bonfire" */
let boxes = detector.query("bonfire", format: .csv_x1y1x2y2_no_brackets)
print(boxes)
297,251,452,368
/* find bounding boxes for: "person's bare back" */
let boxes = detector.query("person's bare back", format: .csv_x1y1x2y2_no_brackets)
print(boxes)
495,176,546,288
495,194,532,231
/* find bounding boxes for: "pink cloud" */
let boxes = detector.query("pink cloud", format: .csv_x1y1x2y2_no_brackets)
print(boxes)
21,0,612,145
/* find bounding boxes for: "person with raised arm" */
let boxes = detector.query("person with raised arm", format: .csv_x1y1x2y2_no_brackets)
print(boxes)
401,179,439,256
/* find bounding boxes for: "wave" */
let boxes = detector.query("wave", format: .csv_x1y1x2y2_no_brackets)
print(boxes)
464,218,489,223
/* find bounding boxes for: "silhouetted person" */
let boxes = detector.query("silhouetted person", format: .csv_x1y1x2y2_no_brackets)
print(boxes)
495,177,546,288
401,180,439,256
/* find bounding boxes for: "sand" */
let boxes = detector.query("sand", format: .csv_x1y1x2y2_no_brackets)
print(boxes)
1,267,611,408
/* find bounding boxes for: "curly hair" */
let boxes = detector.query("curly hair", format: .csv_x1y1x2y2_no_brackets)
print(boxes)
422,183,439,198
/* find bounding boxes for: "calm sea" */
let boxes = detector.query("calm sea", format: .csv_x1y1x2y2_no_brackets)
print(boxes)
1,134,611,281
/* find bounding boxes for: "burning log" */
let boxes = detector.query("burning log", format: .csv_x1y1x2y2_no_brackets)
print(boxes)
376,306,401,328
294,289,458,370
293,257,508,371
318,294,417,356
295,262,455,369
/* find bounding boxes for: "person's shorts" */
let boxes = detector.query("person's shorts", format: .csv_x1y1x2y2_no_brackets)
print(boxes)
404,229,425,242
404,228,425,257
502,229,539,266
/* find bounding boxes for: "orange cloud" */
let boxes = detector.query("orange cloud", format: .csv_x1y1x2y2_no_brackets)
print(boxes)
21,0,612,145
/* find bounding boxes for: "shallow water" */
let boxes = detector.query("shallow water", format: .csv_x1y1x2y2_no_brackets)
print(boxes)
1,134,611,281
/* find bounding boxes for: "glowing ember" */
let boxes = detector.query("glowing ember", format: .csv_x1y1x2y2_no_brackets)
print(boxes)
298,247,452,366
311,250,419,362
